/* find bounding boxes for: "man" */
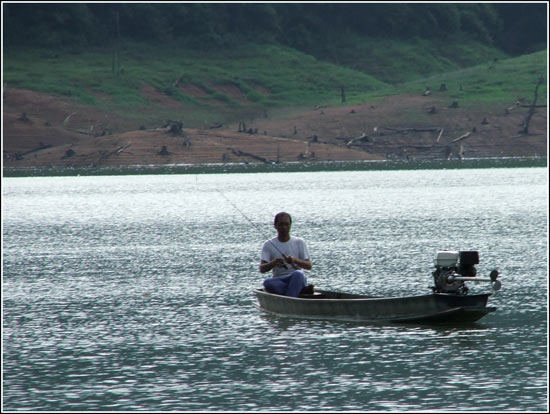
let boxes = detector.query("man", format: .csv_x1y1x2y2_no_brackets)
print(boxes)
260,212,312,297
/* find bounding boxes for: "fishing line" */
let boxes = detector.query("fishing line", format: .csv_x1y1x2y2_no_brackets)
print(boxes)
215,188,293,269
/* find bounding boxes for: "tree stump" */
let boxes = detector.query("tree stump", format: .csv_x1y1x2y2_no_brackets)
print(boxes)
165,120,183,135
18,112,30,122
158,146,171,156
62,149,75,159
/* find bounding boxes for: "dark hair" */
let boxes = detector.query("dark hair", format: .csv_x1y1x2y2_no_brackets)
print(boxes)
274,212,292,226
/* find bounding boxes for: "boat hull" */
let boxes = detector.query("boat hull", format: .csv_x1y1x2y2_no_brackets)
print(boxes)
254,289,495,324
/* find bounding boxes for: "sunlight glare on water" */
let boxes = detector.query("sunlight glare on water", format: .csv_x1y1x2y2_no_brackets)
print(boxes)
2,167,548,411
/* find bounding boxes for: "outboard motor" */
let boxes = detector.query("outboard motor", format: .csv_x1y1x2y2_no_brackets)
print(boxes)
432,250,501,295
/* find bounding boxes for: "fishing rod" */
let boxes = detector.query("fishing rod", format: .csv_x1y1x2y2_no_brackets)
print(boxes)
215,189,295,269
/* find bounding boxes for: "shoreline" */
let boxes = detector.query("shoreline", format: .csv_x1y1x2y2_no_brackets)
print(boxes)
3,156,547,178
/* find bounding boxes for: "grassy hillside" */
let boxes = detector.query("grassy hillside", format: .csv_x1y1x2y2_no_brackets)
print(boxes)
2,38,547,128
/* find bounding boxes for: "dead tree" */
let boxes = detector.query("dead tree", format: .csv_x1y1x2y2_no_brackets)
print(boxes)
112,11,121,75
520,76,544,134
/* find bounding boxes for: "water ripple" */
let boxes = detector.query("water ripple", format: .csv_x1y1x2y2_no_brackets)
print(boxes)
3,168,547,411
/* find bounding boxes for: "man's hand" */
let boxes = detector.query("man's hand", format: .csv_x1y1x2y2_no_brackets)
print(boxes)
260,256,311,273
281,255,296,268
283,255,312,270
273,257,287,268
259,258,287,273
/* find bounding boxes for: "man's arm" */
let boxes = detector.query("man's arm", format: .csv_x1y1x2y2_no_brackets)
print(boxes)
259,258,286,273
285,256,312,270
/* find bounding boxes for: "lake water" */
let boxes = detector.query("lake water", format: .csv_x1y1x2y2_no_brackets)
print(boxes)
2,167,548,411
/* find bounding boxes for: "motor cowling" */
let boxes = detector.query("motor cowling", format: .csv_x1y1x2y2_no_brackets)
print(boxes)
457,250,479,277
432,250,479,294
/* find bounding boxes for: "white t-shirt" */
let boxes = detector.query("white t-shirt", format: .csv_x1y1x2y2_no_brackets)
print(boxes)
261,236,310,278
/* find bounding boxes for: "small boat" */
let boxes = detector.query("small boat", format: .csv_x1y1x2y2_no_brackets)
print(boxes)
254,250,502,324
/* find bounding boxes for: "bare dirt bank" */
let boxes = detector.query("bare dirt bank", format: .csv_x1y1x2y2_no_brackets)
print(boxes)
2,87,547,169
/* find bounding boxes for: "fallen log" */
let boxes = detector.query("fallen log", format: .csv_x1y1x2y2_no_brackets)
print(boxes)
379,126,440,133
100,143,131,160
228,147,275,164
452,132,472,143
346,132,370,147
63,112,77,127
19,143,53,156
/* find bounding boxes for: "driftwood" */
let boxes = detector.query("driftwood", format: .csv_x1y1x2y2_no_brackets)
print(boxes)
100,143,131,160
18,143,52,157
452,132,471,142
62,112,77,127
343,126,444,147
346,132,370,147
379,127,440,133
228,147,275,164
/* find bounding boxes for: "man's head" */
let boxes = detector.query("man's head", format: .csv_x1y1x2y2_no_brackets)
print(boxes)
274,212,292,226
274,212,292,241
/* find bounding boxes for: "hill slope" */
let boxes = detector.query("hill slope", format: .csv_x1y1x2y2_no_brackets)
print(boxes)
2,45,547,168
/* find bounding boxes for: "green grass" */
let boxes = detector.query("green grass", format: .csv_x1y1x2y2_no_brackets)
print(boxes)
389,50,547,107
2,39,547,127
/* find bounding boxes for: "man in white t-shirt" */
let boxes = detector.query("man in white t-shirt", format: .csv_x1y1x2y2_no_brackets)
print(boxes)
259,212,312,297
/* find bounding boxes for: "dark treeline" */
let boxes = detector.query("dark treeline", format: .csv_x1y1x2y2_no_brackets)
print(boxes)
3,3,547,55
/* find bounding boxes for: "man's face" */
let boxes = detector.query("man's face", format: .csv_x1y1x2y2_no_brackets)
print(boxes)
275,215,291,238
